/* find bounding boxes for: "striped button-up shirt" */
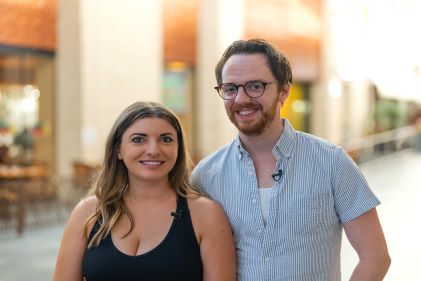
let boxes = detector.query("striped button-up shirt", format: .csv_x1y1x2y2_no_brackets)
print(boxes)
191,119,380,281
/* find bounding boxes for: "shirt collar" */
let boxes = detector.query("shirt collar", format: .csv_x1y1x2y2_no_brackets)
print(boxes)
273,118,295,159
234,136,246,160
235,118,296,160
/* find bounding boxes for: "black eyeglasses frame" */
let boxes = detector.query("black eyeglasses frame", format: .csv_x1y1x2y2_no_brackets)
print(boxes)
214,81,279,100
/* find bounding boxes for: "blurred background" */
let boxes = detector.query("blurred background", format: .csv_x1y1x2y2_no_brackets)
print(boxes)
0,0,420,280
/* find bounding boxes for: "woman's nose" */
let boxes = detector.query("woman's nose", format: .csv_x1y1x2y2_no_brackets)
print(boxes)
145,141,160,156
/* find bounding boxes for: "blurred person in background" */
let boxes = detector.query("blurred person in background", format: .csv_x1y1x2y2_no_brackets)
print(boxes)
191,39,390,281
53,101,236,281
13,127,34,163
411,107,421,152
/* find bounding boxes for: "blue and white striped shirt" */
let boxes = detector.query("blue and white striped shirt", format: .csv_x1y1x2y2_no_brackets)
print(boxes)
191,119,380,281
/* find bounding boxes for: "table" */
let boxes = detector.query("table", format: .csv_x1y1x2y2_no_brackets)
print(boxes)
0,164,50,234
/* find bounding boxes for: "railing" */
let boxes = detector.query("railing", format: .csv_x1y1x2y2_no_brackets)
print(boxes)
343,126,418,163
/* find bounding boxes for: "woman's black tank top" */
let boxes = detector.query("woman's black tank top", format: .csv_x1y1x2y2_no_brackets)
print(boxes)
82,195,203,281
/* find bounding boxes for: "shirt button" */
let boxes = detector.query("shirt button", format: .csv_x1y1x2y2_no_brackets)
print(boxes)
257,229,262,234
264,257,270,262
252,198,257,203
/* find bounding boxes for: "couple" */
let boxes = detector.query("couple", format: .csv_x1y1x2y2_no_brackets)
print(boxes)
53,39,390,281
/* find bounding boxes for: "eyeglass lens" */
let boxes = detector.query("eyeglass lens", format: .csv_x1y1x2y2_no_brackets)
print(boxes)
220,81,266,99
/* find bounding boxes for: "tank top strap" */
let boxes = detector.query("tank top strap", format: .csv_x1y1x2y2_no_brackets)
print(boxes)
178,194,188,210
172,194,189,221
87,218,102,241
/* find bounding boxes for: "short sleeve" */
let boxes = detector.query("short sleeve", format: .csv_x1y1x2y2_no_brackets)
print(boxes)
332,148,380,223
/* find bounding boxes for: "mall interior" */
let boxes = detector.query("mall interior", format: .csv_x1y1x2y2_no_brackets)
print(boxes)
0,0,420,280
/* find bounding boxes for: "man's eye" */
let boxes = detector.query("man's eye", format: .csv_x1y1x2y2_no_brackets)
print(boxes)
248,82,264,91
222,85,236,93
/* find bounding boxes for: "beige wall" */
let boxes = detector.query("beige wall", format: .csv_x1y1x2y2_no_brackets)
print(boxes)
54,0,376,174
56,0,82,176
195,0,244,158
56,0,163,175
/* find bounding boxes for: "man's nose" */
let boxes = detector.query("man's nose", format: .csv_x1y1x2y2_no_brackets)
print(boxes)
234,86,251,103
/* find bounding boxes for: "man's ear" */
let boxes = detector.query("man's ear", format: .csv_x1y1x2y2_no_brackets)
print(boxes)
279,83,291,103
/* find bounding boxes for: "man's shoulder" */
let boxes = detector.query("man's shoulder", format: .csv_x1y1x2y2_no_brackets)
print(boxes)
191,141,237,193
292,131,357,171
194,141,237,172
295,130,341,152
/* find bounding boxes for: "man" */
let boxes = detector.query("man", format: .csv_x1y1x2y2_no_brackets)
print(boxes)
191,39,390,281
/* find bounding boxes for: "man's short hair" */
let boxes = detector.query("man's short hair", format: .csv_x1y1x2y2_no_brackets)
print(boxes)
215,39,293,86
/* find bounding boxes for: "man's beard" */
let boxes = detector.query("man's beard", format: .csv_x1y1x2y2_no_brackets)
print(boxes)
228,98,279,136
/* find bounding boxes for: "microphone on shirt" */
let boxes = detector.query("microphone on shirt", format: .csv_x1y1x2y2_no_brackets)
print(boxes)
171,209,182,220
271,169,283,181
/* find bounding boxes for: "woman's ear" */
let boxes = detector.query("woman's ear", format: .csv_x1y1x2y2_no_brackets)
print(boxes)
117,150,122,160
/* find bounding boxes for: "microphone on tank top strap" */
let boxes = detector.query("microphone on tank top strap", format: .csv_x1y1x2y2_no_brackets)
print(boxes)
171,209,183,220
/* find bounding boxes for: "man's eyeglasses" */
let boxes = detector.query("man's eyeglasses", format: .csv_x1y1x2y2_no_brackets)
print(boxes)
214,81,279,100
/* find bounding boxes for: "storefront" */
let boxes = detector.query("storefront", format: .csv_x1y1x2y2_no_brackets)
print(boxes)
0,0,56,170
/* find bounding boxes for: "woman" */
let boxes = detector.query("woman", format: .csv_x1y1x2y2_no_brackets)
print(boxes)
53,101,236,281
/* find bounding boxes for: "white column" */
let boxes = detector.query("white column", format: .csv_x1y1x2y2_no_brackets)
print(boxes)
343,81,372,140
196,0,245,158
57,0,163,175
310,0,343,144
56,0,82,176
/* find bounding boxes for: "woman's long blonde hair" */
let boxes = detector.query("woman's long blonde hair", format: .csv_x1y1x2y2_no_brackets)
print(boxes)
85,101,200,247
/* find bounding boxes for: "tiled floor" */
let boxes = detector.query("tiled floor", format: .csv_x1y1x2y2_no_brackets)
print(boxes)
341,149,421,281
0,224,64,281
0,149,420,281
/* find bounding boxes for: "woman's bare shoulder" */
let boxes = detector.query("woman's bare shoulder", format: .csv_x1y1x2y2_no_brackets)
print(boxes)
187,196,228,221
67,196,98,227
74,195,98,215
63,195,99,239
187,195,234,258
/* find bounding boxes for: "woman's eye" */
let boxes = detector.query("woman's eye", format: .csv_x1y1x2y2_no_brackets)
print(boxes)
161,136,173,143
132,136,144,143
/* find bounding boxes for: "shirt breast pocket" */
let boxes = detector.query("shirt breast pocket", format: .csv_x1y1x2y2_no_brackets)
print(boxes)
285,193,338,235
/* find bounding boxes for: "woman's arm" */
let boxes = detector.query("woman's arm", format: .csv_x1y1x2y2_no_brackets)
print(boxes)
52,197,97,281
189,197,237,281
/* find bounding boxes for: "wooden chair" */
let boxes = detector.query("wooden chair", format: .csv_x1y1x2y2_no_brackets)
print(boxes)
0,165,27,232
23,163,62,227
0,186,20,229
